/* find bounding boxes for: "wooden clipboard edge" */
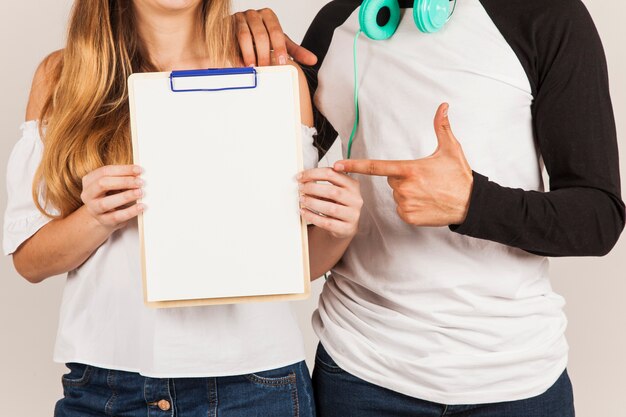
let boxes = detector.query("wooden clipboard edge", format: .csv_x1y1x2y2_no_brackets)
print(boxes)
285,64,313,303
128,66,311,308
128,73,151,307
144,291,311,309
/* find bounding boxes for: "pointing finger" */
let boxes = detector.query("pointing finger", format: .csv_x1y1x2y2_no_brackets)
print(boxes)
334,159,408,178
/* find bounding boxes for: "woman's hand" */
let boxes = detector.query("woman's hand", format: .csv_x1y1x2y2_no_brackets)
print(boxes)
80,165,145,231
298,168,363,240
234,8,318,67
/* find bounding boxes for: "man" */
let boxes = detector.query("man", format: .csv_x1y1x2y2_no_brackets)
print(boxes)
236,1,624,416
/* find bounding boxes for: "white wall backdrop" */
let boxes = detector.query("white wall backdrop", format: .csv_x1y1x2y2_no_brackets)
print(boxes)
0,1,624,416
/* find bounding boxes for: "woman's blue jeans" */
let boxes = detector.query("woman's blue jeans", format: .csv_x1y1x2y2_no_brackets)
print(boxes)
55,360,315,417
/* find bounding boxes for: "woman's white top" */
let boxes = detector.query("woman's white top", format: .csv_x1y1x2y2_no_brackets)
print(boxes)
3,121,318,377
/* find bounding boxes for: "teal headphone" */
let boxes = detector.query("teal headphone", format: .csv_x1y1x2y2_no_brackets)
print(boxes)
346,0,457,158
359,0,456,40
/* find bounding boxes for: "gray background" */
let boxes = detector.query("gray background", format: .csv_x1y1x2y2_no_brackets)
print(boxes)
0,1,624,416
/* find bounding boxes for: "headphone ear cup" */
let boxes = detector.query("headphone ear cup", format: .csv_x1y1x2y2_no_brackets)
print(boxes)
414,0,450,33
359,0,401,40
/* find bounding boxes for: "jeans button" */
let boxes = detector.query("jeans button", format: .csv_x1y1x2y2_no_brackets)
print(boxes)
157,399,171,411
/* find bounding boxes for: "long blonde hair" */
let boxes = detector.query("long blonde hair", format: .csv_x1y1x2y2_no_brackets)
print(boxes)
34,0,238,218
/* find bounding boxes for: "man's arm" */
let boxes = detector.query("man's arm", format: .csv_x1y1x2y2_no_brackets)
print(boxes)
449,1,625,256
337,2,624,257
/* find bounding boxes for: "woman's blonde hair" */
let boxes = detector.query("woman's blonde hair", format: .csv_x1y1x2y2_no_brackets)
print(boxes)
34,0,238,218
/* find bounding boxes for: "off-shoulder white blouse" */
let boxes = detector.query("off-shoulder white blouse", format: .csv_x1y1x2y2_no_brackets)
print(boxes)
3,121,318,377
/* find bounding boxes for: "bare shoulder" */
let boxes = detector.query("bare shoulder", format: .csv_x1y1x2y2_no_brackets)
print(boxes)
284,60,308,87
284,59,313,126
25,49,64,122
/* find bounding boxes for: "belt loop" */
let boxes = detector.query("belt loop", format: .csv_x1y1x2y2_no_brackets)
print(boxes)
208,377,218,417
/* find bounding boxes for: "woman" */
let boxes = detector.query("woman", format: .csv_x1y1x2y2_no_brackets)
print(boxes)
3,1,363,416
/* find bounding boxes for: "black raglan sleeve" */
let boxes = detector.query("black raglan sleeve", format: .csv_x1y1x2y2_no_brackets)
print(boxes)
301,0,361,157
451,0,625,256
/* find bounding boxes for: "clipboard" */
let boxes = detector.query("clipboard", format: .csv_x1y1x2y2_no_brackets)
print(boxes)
128,66,311,308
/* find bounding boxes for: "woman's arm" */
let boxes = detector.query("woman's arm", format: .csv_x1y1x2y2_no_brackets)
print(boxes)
14,164,144,283
15,206,121,283
307,229,353,280
287,60,362,279
12,55,144,283
300,168,362,279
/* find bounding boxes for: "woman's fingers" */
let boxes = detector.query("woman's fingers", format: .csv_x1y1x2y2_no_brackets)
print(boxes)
92,188,143,215
82,165,141,189
82,176,143,201
299,182,354,207
300,195,356,222
298,167,357,188
99,203,145,227
80,165,145,229
298,166,363,239
299,171,363,239
300,208,353,237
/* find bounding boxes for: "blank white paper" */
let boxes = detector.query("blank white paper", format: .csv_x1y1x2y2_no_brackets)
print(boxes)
129,67,307,302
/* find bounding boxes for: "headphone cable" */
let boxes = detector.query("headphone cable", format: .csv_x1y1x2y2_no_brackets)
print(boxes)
346,30,362,159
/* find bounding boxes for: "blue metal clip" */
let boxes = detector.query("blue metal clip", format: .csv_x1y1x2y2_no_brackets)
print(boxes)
169,67,258,93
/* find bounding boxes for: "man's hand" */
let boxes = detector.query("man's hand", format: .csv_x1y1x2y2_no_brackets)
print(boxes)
334,103,473,227
234,8,318,67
